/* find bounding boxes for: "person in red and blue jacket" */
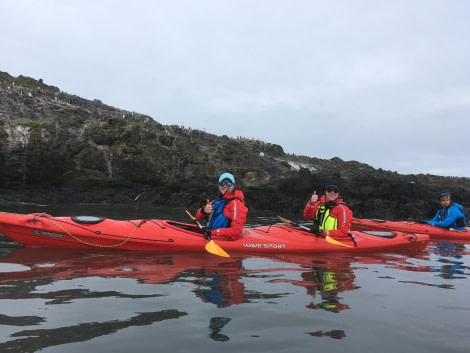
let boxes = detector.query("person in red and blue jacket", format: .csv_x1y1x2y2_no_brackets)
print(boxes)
196,172,248,240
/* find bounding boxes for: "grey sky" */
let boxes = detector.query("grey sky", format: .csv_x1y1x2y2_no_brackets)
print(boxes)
2,0,469,177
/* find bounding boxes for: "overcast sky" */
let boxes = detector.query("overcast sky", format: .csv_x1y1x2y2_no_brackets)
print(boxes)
2,1,469,177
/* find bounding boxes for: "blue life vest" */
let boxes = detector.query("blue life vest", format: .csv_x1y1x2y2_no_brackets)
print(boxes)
207,198,243,230
207,199,231,230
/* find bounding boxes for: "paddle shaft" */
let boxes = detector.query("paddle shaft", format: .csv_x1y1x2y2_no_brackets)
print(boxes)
185,210,230,257
291,221,315,233
277,215,353,248
285,218,323,236
185,210,211,240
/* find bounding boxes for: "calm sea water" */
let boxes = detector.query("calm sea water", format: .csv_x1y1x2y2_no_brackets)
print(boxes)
0,204,469,353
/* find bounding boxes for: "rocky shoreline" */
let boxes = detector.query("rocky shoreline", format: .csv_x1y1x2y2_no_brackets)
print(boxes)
1,71,469,221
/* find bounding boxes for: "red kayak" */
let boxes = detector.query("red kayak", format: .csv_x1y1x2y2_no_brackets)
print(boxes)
351,217,470,241
0,212,429,254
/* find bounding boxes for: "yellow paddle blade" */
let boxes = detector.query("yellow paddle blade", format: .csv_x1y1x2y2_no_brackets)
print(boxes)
325,235,353,248
205,240,230,258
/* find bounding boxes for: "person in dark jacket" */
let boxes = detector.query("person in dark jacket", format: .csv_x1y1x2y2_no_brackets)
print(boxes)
427,192,467,230
196,172,248,240
303,180,353,238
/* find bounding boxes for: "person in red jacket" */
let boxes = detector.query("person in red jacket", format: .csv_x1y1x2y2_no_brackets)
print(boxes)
303,180,353,238
196,172,248,241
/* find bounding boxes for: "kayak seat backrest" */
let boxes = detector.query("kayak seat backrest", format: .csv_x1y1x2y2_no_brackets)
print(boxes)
71,216,105,224
362,231,397,238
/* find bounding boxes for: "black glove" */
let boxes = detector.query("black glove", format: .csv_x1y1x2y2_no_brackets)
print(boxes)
201,227,212,239
310,223,322,236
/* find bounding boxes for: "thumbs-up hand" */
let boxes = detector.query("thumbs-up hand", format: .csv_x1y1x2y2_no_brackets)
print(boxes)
310,190,318,203
203,199,213,214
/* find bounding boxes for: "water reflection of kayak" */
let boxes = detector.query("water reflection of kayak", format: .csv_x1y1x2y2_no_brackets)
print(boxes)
0,247,434,312
0,247,431,285
0,212,429,253
0,248,245,285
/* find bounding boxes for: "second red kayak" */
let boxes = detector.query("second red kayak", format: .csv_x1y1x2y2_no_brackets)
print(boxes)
351,217,470,241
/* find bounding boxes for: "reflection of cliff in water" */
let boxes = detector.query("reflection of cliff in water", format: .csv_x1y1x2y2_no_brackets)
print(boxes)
0,310,186,353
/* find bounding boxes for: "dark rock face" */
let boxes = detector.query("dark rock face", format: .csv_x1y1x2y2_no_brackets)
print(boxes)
1,71,469,221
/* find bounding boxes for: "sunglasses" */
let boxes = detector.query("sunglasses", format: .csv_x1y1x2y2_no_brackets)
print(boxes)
219,181,234,187
439,192,449,198
326,187,339,193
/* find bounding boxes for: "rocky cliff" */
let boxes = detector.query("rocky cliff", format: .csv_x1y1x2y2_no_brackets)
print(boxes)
1,71,469,221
